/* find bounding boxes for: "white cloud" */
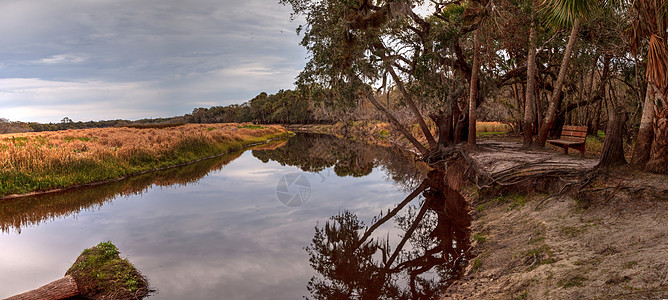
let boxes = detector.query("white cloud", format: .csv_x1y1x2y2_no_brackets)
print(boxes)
36,54,88,65
0,0,307,122
0,78,166,121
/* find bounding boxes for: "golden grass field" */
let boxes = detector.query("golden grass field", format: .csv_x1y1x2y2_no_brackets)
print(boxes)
0,123,288,197
476,121,512,133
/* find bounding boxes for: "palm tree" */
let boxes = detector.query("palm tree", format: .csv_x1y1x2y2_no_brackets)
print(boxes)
629,0,668,173
533,0,591,147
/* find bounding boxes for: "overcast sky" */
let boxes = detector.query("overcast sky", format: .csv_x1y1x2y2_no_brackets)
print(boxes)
0,0,306,123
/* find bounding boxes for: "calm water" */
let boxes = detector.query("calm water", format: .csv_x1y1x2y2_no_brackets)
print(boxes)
0,133,469,299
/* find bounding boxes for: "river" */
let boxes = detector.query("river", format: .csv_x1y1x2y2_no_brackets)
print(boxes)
0,133,469,299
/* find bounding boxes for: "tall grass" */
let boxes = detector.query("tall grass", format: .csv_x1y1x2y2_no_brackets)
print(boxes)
476,121,512,133
0,123,289,197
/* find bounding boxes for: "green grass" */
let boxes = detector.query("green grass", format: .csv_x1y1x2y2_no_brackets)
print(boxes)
597,130,606,138
472,258,482,272
560,225,589,237
524,245,551,258
5,136,29,147
476,131,507,137
237,124,264,129
473,233,487,244
527,236,545,244
66,241,149,299
558,275,588,288
507,193,527,211
476,192,528,212
63,136,98,142
514,291,528,300
522,245,556,268
585,135,605,155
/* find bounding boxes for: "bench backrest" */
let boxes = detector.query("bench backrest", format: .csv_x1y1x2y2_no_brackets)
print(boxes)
560,125,587,143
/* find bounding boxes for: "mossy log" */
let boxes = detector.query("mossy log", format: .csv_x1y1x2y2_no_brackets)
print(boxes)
4,242,149,300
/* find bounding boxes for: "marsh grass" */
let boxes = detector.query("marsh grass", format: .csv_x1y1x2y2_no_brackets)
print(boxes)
124,123,186,129
0,123,288,197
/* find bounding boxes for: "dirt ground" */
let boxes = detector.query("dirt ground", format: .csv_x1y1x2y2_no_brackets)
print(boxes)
445,145,668,300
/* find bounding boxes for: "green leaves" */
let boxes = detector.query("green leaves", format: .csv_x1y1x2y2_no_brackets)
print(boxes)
540,0,592,27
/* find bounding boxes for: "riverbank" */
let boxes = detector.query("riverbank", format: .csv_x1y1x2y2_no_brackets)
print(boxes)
0,123,290,199
443,143,668,299
290,122,668,299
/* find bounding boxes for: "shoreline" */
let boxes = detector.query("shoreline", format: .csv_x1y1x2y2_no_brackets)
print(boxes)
0,124,292,200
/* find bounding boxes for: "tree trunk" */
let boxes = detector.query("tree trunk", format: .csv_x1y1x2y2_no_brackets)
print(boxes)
6,276,79,300
536,90,545,130
584,70,595,133
364,91,430,156
631,84,656,166
597,106,628,168
467,28,481,149
592,98,602,135
646,104,668,174
454,89,469,143
535,19,581,147
387,67,437,149
523,17,538,147
430,111,453,151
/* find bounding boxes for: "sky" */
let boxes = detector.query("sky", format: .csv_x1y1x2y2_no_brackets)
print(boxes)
0,0,307,123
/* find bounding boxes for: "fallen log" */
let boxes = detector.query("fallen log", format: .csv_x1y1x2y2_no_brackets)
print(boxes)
4,241,149,300
4,275,78,300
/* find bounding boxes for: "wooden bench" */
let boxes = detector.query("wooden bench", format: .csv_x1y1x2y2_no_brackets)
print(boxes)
547,125,587,157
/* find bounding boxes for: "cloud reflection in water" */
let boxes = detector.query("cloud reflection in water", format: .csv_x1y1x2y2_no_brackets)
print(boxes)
0,134,425,299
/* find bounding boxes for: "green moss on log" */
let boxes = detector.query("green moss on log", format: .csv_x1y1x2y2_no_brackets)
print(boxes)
66,241,149,300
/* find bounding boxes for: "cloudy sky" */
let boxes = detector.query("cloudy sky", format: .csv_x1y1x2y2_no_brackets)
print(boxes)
0,0,306,123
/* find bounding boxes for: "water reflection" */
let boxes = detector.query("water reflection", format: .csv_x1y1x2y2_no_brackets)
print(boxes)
0,133,468,299
305,170,470,299
250,133,469,297
0,141,287,234
253,133,427,192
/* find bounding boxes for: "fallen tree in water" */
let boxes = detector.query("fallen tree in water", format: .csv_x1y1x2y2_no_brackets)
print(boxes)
6,241,149,300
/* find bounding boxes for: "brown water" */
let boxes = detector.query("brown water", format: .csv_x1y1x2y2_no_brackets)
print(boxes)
0,133,469,299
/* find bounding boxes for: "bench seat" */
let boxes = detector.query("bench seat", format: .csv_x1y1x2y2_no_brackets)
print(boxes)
547,139,584,145
547,125,587,157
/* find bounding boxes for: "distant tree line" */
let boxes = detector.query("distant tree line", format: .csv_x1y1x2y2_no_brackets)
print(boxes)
187,89,337,124
1,89,342,134
188,90,308,124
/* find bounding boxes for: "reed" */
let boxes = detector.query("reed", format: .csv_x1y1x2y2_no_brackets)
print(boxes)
0,123,289,197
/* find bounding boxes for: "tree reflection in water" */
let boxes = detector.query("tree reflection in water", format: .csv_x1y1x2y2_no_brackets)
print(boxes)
252,133,427,192
0,140,288,234
305,170,470,300
1,132,469,299
254,133,470,299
